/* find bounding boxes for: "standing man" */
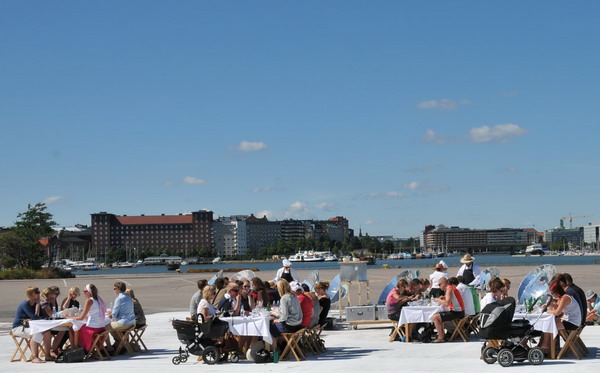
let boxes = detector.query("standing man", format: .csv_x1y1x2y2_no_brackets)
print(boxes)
275,259,300,283
106,281,136,347
456,254,481,286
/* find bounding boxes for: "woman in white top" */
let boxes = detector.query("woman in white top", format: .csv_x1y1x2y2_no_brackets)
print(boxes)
429,262,449,298
64,284,106,352
480,277,505,310
197,285,217,322
538,281,582,353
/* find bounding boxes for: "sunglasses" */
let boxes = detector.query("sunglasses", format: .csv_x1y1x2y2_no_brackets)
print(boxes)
231,289,239,293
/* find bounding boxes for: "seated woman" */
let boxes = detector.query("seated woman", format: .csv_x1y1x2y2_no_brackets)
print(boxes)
238,280,255,314
538,281,582,353
251,277,270,308
64,284,107,353
314,281,331,326
386,279,414,321
499,278,511,300
197,285,217,321
12,286,51,363
270,279,303,347
480,277,505,309
302,284,320,328
61,286,81,311
40,287,67,358
429,262,449,298
212,278,227,307
125,288,146,329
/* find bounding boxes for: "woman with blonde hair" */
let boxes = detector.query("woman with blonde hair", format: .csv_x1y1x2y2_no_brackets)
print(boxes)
12,286,51,363
272,279,303,334
125,288,146,329
61,286,81,310
197,285,218,322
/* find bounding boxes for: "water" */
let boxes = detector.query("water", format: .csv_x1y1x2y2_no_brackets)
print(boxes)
73,254,600,276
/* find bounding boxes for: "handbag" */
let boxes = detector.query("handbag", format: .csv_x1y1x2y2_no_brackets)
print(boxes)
55,347,85,363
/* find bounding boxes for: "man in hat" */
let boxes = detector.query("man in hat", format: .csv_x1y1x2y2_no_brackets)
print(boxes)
585,290,600,325
456,254,481,286
429,261,449,298
275,259,300,283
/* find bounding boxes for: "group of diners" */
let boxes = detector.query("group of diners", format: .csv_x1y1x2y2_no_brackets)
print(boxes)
188,263,331,353
11,282,146,363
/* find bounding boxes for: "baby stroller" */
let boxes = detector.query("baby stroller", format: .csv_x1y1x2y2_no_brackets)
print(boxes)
478,297,545,367
171,315,239,365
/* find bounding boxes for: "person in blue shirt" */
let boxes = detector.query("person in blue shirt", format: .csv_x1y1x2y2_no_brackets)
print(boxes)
12,286,51,363
105,281,136,350
586,290,600,325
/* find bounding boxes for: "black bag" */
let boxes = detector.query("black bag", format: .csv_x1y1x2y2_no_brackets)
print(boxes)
254,349,271,363
55,347,85,363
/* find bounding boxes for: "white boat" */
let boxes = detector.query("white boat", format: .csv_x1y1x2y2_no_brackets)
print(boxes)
315,251,339,262
525,243,545,255
288,251,325,262
212,257,222,264
113,262,134,268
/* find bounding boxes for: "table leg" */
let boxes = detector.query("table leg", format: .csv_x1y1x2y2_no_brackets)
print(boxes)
550,333,556,359
405,324,410,342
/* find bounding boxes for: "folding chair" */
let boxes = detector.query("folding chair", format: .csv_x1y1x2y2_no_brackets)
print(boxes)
311,325,326,353
113,325,135,356
280,329,305,361
9,332,32,362
129,325,148,353
300,328,319,356
388,321,406,342
449,316,470,342
557,326,586,360
85,330,111,360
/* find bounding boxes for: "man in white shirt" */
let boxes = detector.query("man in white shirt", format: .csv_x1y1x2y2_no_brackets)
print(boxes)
456,276,476,316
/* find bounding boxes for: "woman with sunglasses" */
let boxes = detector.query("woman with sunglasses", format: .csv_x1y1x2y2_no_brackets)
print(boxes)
64,284,107,352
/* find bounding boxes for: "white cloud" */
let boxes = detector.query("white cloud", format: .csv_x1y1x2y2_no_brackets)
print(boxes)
315,202,336,210
423,129,447,144
505,167,518,173
469,124,527,143
183,176,208,185
237,141,267,152
44,196,63,204
164,181,174,187
364,220,374,225
251,186,272,193
255,210,274,219
370,191,403,199
289,201,307,212
404,182,420,190
418,98,470,110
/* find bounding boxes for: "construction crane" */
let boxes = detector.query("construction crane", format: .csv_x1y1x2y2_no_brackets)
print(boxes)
561,214,593,229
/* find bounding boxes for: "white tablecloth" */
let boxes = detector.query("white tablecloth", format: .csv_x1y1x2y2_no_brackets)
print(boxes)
222,316,273,345
29,319,87,344
399,306,443,325
513,313,558,337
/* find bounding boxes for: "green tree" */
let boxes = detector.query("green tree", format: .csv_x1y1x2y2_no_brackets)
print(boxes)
3,203,57,269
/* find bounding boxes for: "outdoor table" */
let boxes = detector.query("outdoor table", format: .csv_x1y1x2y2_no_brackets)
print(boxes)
513,312,558,359
399,306,442,342
29,319,86,345
222,315,273,345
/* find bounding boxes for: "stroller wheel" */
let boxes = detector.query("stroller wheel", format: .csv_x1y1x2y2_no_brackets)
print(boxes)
528,347,544,365
180,354,188,363
202,346,220,365
497,349,514,367
172,356,181,365
229,352,239,363
482,346,497,364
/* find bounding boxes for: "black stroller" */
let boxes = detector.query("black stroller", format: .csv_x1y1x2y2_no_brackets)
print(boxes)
478,297,545,367
171,315,239,365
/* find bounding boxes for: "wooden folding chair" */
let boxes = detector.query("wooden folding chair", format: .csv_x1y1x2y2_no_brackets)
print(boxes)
449,316,470,342
557,326,586,360
129,325,148,353
301,328,320,356
85,330,111,360
312,325,326,353
466,315,480,337
280,329,305,361
9,332,32,362
113,325,135,356
388,321,406,342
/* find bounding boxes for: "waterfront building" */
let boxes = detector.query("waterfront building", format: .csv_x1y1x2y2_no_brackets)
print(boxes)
212,216,248,257
90,210,213,258
583,222,600,248
280,219,312,240
53,225,92,260
423,224,532,252
544,227,583,246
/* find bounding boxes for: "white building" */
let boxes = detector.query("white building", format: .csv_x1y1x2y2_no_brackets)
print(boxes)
583,222,600,248
213,217,248,257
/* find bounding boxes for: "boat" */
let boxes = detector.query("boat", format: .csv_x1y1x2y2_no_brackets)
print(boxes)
315,251,339,262
212,257,222,264
288,251,325,262
525,243,546,255
113,262,134,268
166,262,180,270
359,256,377,265
82,265,99,271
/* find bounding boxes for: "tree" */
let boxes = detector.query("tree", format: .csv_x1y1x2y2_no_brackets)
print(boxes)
0,231,27,268
2,203,56,269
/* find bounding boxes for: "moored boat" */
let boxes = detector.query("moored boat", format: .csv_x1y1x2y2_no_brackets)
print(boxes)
288,251,325,262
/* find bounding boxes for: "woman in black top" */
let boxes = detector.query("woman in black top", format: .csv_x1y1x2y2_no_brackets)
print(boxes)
61,286,81,310
314,281,331,326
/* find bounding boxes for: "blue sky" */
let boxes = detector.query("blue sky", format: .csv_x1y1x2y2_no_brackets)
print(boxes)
1,1,599,238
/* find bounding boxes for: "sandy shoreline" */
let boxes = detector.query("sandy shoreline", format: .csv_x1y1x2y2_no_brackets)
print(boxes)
1,263,598,323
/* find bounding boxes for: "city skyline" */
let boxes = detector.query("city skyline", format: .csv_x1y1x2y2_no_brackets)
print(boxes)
1,2,599,237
